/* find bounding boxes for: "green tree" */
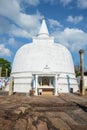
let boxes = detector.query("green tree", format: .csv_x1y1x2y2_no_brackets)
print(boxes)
74,64,80,77
0,58,11,77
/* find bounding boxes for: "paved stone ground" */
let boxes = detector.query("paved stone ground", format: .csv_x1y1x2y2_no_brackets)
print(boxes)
0,92,87,130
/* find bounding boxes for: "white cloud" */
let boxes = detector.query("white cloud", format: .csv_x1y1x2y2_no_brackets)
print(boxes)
53,28,87,51
67,15,83,24
18,12,41,31
8,38,16,45
60,0,87,8
10,25,31,38
0,44,11,56
21,0,40,6
60,0,72,6
8,38,19,48
77,0,87,9
0,17,11,34
0,0,42,38
0,0,20,21
43,0,58,4
48,19,62,28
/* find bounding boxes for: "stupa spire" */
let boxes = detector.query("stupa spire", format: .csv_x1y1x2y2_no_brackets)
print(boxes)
38,18,49,37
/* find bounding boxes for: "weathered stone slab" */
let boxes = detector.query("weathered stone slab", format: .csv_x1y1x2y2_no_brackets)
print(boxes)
0,94,87,130
13,119,27,130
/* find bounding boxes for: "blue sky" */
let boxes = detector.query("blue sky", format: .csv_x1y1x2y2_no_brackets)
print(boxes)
0,0,87,70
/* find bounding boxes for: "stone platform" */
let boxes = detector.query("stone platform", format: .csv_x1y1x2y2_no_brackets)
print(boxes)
0,92,87,130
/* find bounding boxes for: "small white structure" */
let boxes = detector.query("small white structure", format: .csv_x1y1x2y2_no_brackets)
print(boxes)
77,75,87,90
11,19,78,95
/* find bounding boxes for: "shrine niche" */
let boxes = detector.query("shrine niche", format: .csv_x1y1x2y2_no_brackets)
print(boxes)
42,77,49,86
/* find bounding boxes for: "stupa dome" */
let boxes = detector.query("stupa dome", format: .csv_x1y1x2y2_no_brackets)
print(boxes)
11,19,78,94
12,19,74,74
12,42,74,74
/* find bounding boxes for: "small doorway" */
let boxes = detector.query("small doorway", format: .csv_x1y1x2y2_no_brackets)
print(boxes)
42,77,49,86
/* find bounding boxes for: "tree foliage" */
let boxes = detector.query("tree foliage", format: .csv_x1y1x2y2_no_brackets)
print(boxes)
74,65,80,77
0,58,11,77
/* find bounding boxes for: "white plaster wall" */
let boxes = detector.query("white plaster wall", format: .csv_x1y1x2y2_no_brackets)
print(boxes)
12,42,74,74
84,76,87,89
14,84,31,93
77,76,87,89
10,72,78,93
58,84,78,93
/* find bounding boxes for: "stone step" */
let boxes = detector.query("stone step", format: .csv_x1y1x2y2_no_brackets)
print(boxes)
71,124,87,130
33,106,79,112
77,103,87,112
0,91,8,96
29,102,77,107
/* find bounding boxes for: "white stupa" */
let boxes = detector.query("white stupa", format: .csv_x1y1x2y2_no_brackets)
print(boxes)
11,19,79,95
